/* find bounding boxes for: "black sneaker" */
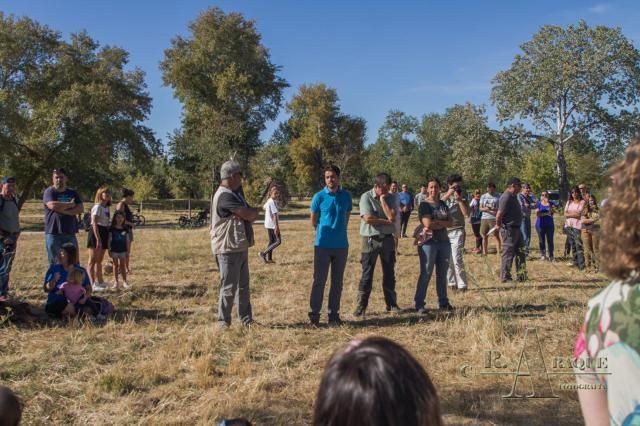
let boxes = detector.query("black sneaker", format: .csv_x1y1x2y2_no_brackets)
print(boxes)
328,316,344,327
352,305,367,317
439,303,455,312
386,305,401,313
309,313,320,327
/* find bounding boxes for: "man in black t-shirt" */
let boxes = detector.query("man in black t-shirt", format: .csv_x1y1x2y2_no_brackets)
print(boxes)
496,177,527,283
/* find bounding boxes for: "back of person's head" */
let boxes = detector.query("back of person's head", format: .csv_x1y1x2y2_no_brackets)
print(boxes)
600,138,640,280
313,337,443,426
0,386,22,426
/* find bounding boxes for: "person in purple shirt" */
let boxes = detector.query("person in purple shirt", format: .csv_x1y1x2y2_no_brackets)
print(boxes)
42,168,84,265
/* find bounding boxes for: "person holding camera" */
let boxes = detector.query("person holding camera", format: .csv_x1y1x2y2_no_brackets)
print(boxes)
441,175,470,291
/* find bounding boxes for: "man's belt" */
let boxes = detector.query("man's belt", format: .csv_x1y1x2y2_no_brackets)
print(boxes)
368,234,394,241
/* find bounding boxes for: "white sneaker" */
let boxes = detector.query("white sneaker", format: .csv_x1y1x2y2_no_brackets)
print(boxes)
93,282,108,291
122,281,130,289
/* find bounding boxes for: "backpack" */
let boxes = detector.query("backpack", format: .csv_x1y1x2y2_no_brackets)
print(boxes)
89,296,114,315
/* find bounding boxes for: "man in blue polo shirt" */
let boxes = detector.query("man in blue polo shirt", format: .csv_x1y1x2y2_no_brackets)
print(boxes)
309,165,353,326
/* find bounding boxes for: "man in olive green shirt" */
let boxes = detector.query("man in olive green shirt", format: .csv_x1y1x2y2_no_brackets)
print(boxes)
354,173,400,316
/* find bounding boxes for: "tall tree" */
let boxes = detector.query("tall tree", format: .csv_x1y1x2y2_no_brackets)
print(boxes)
161,7,288,181
440,103,516,190
0,13,158,206
287,83,366,192
492,21,640,200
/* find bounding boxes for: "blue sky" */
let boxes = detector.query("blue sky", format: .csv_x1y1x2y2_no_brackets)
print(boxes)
3,1,640,147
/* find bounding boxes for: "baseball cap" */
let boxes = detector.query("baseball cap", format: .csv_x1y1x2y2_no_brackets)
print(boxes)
1,176,16,184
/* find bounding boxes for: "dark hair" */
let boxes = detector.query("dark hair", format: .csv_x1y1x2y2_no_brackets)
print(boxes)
486,182,496,188
374,173,392,187
112,210,126,227
391,181,398,186
446,174,462,185
0,386,22,426
324,165,341,177
220,418,253,426
570,186,583,201
313,337,443,426
427,177,441,187
600,138,640,279
60,243,78,265
122,188,135,198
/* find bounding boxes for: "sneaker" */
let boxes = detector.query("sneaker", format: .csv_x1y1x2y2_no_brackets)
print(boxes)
328,316,344,327
258,252,268,264
352,305,367,317
386,305,402,313
242,319,260,328
93,282,108,292
439,303,455,312
217,321,230,330
416,307,428,314
122,281,130,289
309,315,320,327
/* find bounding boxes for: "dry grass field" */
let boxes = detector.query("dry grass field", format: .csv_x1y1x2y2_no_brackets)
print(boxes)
1,205,607,425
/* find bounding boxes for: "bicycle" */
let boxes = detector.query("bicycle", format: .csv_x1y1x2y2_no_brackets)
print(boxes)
132,208,145,226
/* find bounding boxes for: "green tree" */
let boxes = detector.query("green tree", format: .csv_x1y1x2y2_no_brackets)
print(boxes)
287,83,366,192
365,110,421,187
492,21,640,201
124,172,156,201
0,14,159,206
161,7,288,183
440,103,516,190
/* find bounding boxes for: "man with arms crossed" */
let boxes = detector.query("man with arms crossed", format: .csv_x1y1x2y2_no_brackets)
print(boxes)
43,168,84,265
309,165,353,326
210,160,259,328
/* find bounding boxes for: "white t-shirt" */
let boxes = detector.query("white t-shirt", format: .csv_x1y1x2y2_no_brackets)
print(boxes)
91,204,110,227
263,198,279,229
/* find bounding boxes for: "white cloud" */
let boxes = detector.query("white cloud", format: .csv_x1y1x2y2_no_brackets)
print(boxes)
588,3,612,14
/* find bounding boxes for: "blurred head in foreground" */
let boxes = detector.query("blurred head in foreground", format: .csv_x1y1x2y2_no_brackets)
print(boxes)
313,336,443,426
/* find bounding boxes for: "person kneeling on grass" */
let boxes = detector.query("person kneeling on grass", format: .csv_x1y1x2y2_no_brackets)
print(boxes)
109,211,130,289
313,336,443,426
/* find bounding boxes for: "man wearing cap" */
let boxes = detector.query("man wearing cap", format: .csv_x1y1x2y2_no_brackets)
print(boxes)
496,177,527,283
43,169,84,265
0,177,20,301
517,183,535,259
210,160,258,328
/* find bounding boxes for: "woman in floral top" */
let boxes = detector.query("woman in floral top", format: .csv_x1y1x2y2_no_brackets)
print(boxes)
575,139,640,426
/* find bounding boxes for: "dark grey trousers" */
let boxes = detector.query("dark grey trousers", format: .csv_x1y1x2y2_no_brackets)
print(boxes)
500,226,527,281
357,235,397,308
216,251,252,325
309,247,348,320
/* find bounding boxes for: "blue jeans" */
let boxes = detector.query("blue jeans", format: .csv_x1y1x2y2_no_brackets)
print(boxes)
536,225,554,258
45,233,78,265
520,216,531,256
414,240,451,309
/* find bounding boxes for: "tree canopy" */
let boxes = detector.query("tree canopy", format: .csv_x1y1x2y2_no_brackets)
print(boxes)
161,7,288,195
492,20,640,200
0,13,159,205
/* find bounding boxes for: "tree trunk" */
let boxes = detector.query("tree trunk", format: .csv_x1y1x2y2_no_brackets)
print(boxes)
554,139,570,203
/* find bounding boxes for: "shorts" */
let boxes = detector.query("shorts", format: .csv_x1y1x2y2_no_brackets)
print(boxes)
87,225,109,249
480,219,497,236
110,251,127,260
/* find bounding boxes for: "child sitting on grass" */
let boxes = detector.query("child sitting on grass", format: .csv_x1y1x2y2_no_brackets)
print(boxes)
109,211,130,290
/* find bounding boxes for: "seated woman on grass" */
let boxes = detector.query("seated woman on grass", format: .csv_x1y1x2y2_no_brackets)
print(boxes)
44,243,92,318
